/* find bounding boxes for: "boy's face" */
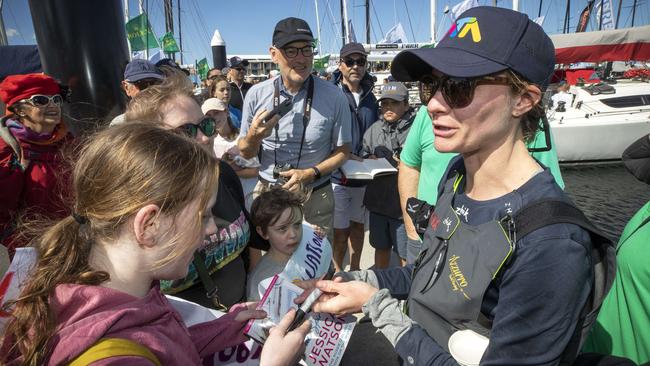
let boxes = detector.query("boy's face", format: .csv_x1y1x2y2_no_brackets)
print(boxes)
260,206,303,257
381,99,409,123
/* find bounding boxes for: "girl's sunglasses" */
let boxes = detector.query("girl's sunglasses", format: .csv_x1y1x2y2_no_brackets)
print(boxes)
419,75,511,109
20,94,63,107
178,117,217,138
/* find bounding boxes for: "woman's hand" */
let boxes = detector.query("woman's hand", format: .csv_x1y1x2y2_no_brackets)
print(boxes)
260,308,311,366
232,301,267,322
301,280,378,317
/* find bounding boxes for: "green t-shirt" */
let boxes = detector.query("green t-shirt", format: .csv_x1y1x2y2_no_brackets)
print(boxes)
400,106,565,205
582,201,650,364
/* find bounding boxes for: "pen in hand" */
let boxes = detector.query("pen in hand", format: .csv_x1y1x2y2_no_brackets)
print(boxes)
287,269,334,332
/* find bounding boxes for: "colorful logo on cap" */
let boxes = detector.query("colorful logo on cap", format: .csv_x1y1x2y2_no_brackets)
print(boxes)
448,17,481,43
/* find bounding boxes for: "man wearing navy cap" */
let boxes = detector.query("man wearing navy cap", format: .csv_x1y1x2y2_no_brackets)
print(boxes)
228,56,252,111
121,59,164,98
330,42,379,272
111,59,163,125
238,17,351,242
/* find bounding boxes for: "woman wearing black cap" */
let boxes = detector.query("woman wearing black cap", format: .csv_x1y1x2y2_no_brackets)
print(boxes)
299,6,615,366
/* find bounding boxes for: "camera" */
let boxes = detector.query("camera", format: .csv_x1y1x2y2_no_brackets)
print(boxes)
556,101,566,112
262,99,293,125
273,162,294,186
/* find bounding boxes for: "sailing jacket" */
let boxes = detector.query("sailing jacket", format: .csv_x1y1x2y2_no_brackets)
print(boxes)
331,70,378,185
347,156,593,365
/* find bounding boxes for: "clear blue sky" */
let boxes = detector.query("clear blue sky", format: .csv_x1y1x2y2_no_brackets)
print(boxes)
4,0,649,67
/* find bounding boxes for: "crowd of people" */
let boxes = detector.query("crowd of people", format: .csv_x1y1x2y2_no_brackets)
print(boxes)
0,5,648,366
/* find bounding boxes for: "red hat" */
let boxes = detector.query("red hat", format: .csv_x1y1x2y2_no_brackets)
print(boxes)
0,73,61,108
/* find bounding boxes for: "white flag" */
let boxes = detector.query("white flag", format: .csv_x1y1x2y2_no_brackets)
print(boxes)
379,23,409,44
451,0,479,21
533,16,545,26
346,19,357,43
594,0,615,30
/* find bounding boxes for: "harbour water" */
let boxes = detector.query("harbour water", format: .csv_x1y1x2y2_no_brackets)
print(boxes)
562,162,650,241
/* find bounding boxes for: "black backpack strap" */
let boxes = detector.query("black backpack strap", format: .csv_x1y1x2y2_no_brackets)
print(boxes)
513,199,606,239
512,199,617,365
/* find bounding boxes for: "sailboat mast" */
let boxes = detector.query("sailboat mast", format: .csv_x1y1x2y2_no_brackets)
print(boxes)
366,0,370,44
315,0,322,51
563,0,571,33
632,0,637,26
0,0,9,46
614,0,622,28
342,0,350,43
178,0,183,64
538,0,543,17
431,0,436,43
513,0,519,11
340,0,346,46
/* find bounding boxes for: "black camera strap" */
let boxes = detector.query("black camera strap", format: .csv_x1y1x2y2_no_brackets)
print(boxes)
272,75,314,168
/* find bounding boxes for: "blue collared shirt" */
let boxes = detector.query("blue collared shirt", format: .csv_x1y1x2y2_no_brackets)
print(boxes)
239,75,352,187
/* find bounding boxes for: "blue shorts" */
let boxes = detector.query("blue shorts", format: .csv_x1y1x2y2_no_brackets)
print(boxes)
369,212,408,260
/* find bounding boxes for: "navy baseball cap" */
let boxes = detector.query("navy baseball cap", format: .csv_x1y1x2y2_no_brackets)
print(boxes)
391,6,555,88
340,42,368,58
124,59,164,82
273,17,314,48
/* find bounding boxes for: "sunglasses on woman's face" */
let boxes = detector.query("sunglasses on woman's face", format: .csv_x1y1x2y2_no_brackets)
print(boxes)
178,116,217,138
419,75,511,109
20,94,63,107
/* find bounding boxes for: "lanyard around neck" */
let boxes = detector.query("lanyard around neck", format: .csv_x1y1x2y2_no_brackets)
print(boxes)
272,76,314,168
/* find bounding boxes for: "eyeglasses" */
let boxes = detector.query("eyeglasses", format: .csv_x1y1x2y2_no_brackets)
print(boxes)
342,58,366,67
281,45,314,59
20,94,63,107
232,67,245,72
177,117,217,138
419,75,511,109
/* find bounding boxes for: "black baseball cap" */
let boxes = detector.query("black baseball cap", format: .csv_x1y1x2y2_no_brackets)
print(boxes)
273,17,314,48
391,6,555,88
340,42,368,58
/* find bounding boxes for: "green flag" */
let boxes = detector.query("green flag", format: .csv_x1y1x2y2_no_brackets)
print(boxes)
197,58,209,80
160,32,179,53
313,55,330,71
125,13,160,51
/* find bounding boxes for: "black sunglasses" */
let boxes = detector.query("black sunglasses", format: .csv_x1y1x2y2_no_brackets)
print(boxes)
419,75,511,109
178,117,217,138
342,58,367,67
281,45,314,59
20,94,63,107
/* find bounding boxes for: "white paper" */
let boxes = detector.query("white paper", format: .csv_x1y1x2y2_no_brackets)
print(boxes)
340,158,397,180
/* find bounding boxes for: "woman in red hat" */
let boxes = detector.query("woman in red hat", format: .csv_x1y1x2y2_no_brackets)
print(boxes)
0,73,72,258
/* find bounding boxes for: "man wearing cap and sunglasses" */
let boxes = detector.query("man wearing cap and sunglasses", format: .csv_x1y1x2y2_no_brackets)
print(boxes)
228,56,252,112
299,6,614,365
238,17,352,243
110,59,164,126
330,42,379,272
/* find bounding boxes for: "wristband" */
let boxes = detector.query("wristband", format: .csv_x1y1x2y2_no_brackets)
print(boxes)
311,166,322,180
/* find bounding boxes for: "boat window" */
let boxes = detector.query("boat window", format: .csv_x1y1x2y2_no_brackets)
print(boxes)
600,95,650,108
